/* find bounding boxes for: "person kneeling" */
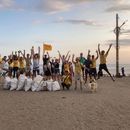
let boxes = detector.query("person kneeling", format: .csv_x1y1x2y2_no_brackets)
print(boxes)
61,70,72,90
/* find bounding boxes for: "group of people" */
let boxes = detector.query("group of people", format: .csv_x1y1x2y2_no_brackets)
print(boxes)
0,44,115,91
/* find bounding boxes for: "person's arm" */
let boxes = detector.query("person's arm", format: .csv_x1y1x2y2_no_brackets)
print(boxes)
65,50,70,60
31,46,34,59
46,52,50,59
38,46,40,59
19,50,26,59
95,50,99,60
106,44,112,56
58,54,60,63
72,54,75,64
87,50,90,58
98,44,101,55
67,55,71,62
58,51,63,61
15,51,17,56
18,51,20,59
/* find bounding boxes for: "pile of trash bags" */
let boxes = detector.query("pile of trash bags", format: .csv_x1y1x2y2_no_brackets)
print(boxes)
3,75,60,92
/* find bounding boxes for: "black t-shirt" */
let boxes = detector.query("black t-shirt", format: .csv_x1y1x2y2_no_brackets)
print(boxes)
54,62,59,69
84,59,92,69
43,57,49,65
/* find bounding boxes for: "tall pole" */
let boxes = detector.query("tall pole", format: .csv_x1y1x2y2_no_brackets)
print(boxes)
116,14,120,77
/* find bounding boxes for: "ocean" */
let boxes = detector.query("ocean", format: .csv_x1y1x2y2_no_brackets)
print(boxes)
40,64,130,76
104,64,130,76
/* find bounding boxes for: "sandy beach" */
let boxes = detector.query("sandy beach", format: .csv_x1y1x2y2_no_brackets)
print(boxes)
0,77,130,130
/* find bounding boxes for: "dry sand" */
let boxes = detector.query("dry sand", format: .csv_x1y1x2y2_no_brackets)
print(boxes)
0,77,130,130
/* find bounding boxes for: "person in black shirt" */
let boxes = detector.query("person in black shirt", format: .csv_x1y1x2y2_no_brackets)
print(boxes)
84,50,92,83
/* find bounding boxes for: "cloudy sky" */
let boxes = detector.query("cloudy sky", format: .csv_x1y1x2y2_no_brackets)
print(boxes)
0,0,130,64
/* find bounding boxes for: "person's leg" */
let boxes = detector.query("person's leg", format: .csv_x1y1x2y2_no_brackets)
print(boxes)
80,80,82,91
16,67,19,79
98,64,102,79
75,80,77,90
84,69,88,83
37,69,40,75
82,67,84,79
93,68,97,80
33,69,36,77
104,65,115,82
66,85,70,90
13,67,16,78
61,82,65,90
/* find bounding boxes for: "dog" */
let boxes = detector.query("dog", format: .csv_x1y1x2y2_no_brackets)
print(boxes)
87,77,97,93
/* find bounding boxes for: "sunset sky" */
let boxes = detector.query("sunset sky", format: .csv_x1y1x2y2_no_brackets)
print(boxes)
0,0,130,64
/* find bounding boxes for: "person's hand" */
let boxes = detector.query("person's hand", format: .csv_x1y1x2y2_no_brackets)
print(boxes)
98,44,100,47
88,50,90,53
110,44,112,47
96,50,98,53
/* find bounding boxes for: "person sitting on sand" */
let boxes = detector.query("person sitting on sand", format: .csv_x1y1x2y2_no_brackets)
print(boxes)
72,54,83,90
97,44,115,81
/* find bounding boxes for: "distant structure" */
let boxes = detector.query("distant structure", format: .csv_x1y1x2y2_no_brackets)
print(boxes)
114,14,127,77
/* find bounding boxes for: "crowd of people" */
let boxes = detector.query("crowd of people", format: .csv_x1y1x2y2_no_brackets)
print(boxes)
0,44,115,91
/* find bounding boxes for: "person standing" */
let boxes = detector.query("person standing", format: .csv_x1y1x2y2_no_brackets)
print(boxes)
90,50,99,79
79,53,86,79
72,54,83,90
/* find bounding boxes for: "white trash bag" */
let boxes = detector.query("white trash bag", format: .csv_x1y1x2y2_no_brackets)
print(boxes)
34,75,43,84
46,81,53,91
36,81,47,92
10,78,18,91
16,75,27,91
3,76,11,90
24,78,33,92
31,82,38,92
31,75,43,92
52,81,60,91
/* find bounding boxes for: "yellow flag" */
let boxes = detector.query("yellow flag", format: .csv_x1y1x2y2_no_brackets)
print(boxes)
43,44,52,51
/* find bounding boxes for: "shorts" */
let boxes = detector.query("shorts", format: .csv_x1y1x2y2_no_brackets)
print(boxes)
90,68,97,76
85,68,91,76
74,73,83,82
55,68,60,74
99,64,108,72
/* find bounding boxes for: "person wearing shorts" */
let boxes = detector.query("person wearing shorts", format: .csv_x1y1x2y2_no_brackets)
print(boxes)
98,44,115,81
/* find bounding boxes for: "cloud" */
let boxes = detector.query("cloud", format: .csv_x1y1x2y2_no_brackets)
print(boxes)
0,0,14,9
121,29,130,35
0,0,89,13
107,38,130,46
105,0,130,12
106,4,130,12
54,19,102,26
0,0,130,14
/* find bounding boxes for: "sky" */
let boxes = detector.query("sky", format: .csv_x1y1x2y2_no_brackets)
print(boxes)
0,0,130,64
